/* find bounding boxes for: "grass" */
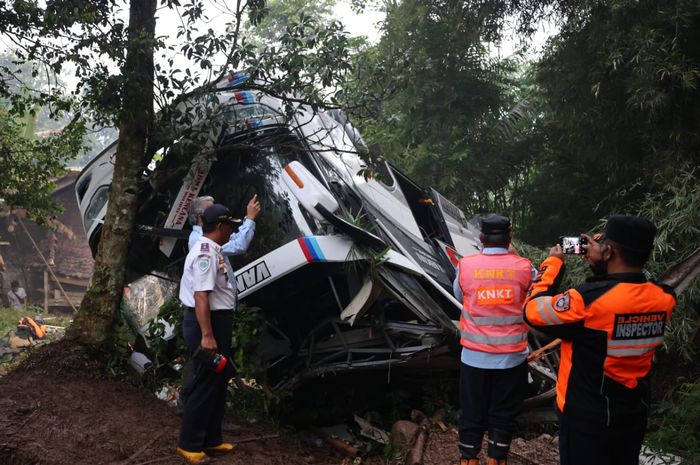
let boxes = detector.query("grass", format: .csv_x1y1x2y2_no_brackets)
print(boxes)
0,307,21,337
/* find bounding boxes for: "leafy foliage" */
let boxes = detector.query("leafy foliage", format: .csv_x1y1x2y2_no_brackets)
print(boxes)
0,50,85,220
146,299,267,380
245,0,337,46
146,296,187,368
340,209,389,280
230,303,267,380
0,108,85,217
343,0,527,216
647,380,700,464
513,0,700,243
623,165,700,360
347,0,700,251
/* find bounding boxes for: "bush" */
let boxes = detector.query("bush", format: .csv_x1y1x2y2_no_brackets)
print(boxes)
625,165,699,360
230,303,266,380
145,296,187,367
647,379,700,464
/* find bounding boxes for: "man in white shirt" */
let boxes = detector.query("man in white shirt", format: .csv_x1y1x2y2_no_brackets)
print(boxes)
7,280,27,310
177,203,261,464
178,194,261,417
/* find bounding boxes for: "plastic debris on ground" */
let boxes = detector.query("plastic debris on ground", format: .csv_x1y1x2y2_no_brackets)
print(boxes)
155,384,179,407
128,351,153,374
354,414,390,444
639,446,682,465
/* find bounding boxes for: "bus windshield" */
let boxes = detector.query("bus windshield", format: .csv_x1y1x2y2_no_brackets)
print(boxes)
203,131,317,267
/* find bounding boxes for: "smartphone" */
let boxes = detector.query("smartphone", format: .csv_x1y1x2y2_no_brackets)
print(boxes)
559,236,588,255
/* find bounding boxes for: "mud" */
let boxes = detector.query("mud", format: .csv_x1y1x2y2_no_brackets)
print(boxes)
0,342,559,465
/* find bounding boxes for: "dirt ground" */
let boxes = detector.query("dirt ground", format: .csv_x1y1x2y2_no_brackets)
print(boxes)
0,342,559,465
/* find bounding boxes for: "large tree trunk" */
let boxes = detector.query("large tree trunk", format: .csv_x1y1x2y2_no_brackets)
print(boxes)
66,0,156,348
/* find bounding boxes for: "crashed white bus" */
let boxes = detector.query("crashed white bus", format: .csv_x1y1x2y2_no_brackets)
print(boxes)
75,75,557,408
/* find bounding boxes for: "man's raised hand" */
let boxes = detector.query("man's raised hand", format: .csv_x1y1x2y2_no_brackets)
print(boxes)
246,194,261,221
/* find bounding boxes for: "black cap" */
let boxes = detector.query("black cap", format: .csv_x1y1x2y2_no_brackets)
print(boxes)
201,204,241,225
604,215,656,253
480,214,511,235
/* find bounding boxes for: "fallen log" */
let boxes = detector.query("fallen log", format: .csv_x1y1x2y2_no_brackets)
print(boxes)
431,409,448,433
658,247,700,294
391,420,419,451
410,409,427,423
405,418,430,465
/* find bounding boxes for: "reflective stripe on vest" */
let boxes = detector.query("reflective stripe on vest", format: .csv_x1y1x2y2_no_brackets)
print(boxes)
533,297,563,326
607,337,663,356
461,309,523,326
460,330,528,345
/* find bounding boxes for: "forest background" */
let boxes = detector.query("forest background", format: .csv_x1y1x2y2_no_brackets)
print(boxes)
342,2,700,457
1,0,698,461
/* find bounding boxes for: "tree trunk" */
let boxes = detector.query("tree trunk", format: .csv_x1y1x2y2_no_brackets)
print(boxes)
66,0,156,348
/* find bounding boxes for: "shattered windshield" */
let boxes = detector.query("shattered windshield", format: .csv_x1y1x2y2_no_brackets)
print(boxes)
202,132,315,267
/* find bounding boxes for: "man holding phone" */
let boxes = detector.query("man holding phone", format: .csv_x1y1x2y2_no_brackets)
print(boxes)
523,215,676,465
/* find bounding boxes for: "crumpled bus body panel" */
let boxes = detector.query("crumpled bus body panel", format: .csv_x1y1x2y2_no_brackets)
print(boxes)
75,83,556,400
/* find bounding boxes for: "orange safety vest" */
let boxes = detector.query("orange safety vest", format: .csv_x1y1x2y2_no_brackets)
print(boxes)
17,316,47,340
458,252,532,353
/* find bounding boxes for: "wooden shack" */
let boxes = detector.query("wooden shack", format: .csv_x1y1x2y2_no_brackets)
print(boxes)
0,172,94,312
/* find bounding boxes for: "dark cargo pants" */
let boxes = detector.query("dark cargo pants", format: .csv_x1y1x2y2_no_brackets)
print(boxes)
558,408,647,465
178,309,234,452
458,361,527,459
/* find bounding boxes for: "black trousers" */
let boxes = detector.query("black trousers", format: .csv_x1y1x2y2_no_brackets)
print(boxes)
458,361,527,459
178,309,234,452
558,411,647,465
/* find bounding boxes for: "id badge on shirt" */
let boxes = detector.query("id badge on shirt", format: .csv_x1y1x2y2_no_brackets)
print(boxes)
218,256,228,281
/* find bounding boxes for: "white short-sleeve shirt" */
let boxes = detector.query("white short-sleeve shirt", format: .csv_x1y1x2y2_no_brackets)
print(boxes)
179,236,236,310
